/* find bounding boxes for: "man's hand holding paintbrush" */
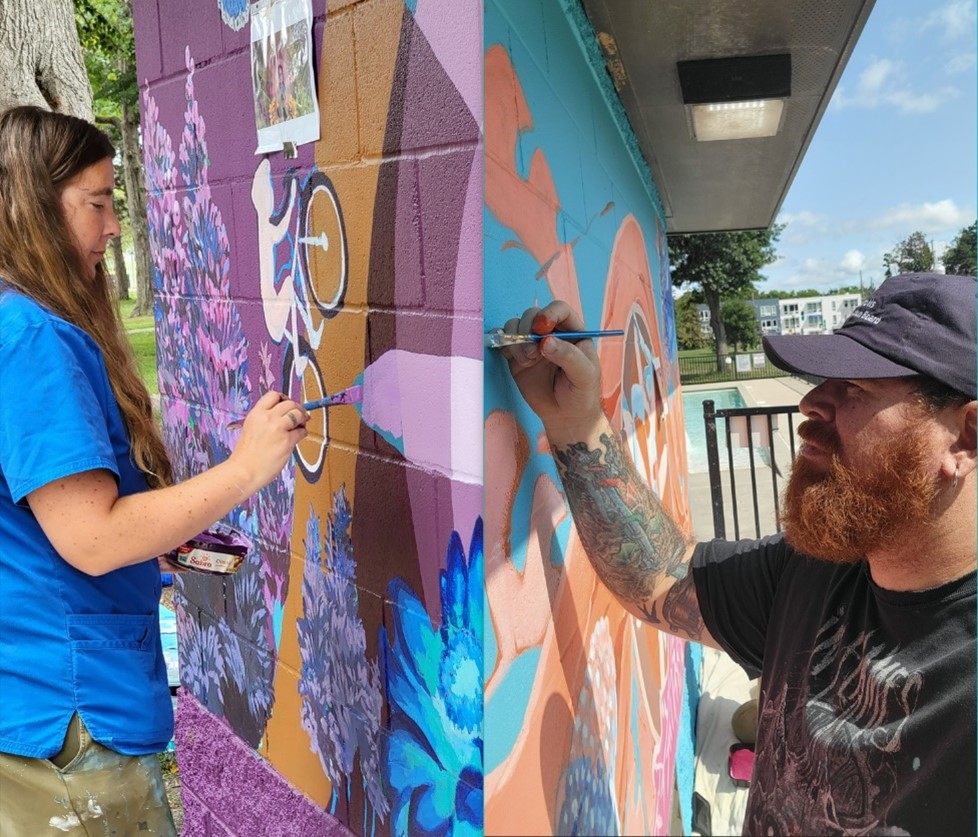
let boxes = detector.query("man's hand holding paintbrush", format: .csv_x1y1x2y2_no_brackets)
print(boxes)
496,301,612,446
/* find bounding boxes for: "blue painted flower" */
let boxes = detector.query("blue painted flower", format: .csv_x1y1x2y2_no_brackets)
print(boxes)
382,518,484,836
218,0,250,31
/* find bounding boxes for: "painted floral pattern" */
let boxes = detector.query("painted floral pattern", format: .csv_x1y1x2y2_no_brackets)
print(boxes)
218,0,250,31
143,48,290,746
382,519,484,836
558,617,621,835
297,489,387,820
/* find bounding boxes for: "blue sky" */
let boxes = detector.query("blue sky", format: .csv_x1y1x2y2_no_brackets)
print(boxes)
760,0,977,293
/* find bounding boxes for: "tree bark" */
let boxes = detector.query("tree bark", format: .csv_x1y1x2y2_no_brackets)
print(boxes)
109,233,130,300
704,287,729,372
101,107,153,317
121,101,153,316
0,0,93,119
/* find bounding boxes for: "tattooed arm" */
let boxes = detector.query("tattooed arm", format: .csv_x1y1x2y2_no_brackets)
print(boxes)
551,423,718,646
502,301,719,647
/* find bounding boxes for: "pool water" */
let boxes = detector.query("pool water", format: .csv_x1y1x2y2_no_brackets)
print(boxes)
683,387,747,473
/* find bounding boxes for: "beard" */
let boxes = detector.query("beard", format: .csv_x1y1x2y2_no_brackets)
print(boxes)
780,418,940,563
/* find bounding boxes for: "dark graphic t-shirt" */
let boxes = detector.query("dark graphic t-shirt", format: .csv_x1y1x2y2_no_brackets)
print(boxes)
692,534,976,836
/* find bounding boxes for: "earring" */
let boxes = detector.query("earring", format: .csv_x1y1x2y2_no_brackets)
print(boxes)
952,464,959,491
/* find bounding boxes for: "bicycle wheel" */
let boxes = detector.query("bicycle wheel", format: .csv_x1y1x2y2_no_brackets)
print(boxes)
298,170,348,319
282,337,327,483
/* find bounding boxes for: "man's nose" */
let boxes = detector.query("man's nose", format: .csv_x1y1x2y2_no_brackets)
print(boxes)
798,379,837,422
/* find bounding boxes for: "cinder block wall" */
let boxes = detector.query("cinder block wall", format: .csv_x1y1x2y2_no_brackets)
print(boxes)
135,0,483,833
134,0,693,834
482,1,694,834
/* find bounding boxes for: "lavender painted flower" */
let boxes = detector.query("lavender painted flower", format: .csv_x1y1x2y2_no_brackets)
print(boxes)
174,593,222,711
297,490,388,819
381,518,484,836
142,50,292,746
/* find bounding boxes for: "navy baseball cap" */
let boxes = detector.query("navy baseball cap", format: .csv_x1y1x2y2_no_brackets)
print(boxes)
762,273,977,399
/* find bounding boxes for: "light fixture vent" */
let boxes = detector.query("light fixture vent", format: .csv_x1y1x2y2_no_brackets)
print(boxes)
678,54,791,141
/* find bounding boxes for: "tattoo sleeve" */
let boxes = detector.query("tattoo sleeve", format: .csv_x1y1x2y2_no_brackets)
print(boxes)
553,430,698,634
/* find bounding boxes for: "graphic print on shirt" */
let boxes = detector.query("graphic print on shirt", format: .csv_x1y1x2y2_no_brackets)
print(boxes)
748,608,922,835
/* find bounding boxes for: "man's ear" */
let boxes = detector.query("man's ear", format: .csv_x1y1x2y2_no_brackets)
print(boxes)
951,401,977,479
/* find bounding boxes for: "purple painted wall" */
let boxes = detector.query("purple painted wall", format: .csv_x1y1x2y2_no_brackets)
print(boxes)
176,697,351,837
134,0,483,833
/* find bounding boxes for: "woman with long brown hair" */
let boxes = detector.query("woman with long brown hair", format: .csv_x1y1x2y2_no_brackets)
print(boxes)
0,106,308,835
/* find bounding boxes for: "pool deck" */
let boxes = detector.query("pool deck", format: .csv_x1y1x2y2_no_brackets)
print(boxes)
682,376,813,542
681,375,814,836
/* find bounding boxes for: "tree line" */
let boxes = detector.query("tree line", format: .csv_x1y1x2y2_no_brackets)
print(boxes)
669,222,977,366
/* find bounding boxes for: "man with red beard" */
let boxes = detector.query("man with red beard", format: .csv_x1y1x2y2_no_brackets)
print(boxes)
502,272,975,836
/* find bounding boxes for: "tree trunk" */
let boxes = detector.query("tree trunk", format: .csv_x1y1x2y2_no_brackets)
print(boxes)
0,0,93,119
118,101,153,316
705,287,729,372
110,234,130,300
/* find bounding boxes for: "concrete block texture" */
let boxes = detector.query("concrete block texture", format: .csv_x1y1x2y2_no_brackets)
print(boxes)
176,691,352,837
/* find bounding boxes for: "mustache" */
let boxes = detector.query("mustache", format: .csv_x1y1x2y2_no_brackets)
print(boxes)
797,420,840,456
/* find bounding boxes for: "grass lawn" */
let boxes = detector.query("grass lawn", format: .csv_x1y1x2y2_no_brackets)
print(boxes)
118,297,158,395
126,328,159,395
119,297,154,331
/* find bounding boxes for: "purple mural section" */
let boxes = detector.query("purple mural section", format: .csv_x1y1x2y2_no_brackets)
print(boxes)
135,0,485,834
176,695,352,837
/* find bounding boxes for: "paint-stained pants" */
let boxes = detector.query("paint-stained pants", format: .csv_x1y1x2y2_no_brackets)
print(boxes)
0,714,176,836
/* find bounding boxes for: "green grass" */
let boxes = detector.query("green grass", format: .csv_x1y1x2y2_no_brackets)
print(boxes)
118,297,158,395
126,328,159,395
119,297,155,331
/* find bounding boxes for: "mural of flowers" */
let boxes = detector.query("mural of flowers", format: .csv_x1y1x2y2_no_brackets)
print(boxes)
174,592,222,712
297,490,387,821
557,617,621,836
143,48,290,746
218,0,250,31
381,519,484,837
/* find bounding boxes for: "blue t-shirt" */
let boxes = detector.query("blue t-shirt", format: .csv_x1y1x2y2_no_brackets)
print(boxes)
0,290,172,757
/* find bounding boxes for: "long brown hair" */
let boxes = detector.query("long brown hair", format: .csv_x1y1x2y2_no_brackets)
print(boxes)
0,106,172,488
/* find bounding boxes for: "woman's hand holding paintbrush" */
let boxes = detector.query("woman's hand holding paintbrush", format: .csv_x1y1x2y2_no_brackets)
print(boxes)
226,384,363,430
225,391,310,491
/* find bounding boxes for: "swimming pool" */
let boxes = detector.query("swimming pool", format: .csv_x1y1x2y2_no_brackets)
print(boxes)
682,387,747,473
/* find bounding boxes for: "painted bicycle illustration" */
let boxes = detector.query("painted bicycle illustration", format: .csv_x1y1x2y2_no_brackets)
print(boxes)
252,158,348,482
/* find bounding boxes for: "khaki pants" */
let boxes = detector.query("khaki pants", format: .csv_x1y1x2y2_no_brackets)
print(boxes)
0,714,176,836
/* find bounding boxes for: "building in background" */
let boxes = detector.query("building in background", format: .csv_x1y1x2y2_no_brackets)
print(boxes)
777,292,862,334
698,292,862,341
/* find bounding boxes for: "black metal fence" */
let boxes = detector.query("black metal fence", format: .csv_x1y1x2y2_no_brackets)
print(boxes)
702,399,802,540
679,353,791,385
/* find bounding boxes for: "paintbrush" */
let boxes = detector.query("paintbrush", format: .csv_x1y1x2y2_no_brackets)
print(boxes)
226,384,363,430
484,328,625,348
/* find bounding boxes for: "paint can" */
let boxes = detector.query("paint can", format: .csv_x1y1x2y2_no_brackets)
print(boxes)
164,522,251,575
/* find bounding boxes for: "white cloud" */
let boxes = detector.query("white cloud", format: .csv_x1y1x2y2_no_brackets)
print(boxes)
868,199,975,231
860,57,897,94
924,0,978,41
839,250,867,273
775,210,829,247
945,52,978,75
768,257,849,290
777,210,824,228
832,56,960,114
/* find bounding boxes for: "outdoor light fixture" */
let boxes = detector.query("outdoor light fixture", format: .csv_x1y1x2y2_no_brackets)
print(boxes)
678,54,791,141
